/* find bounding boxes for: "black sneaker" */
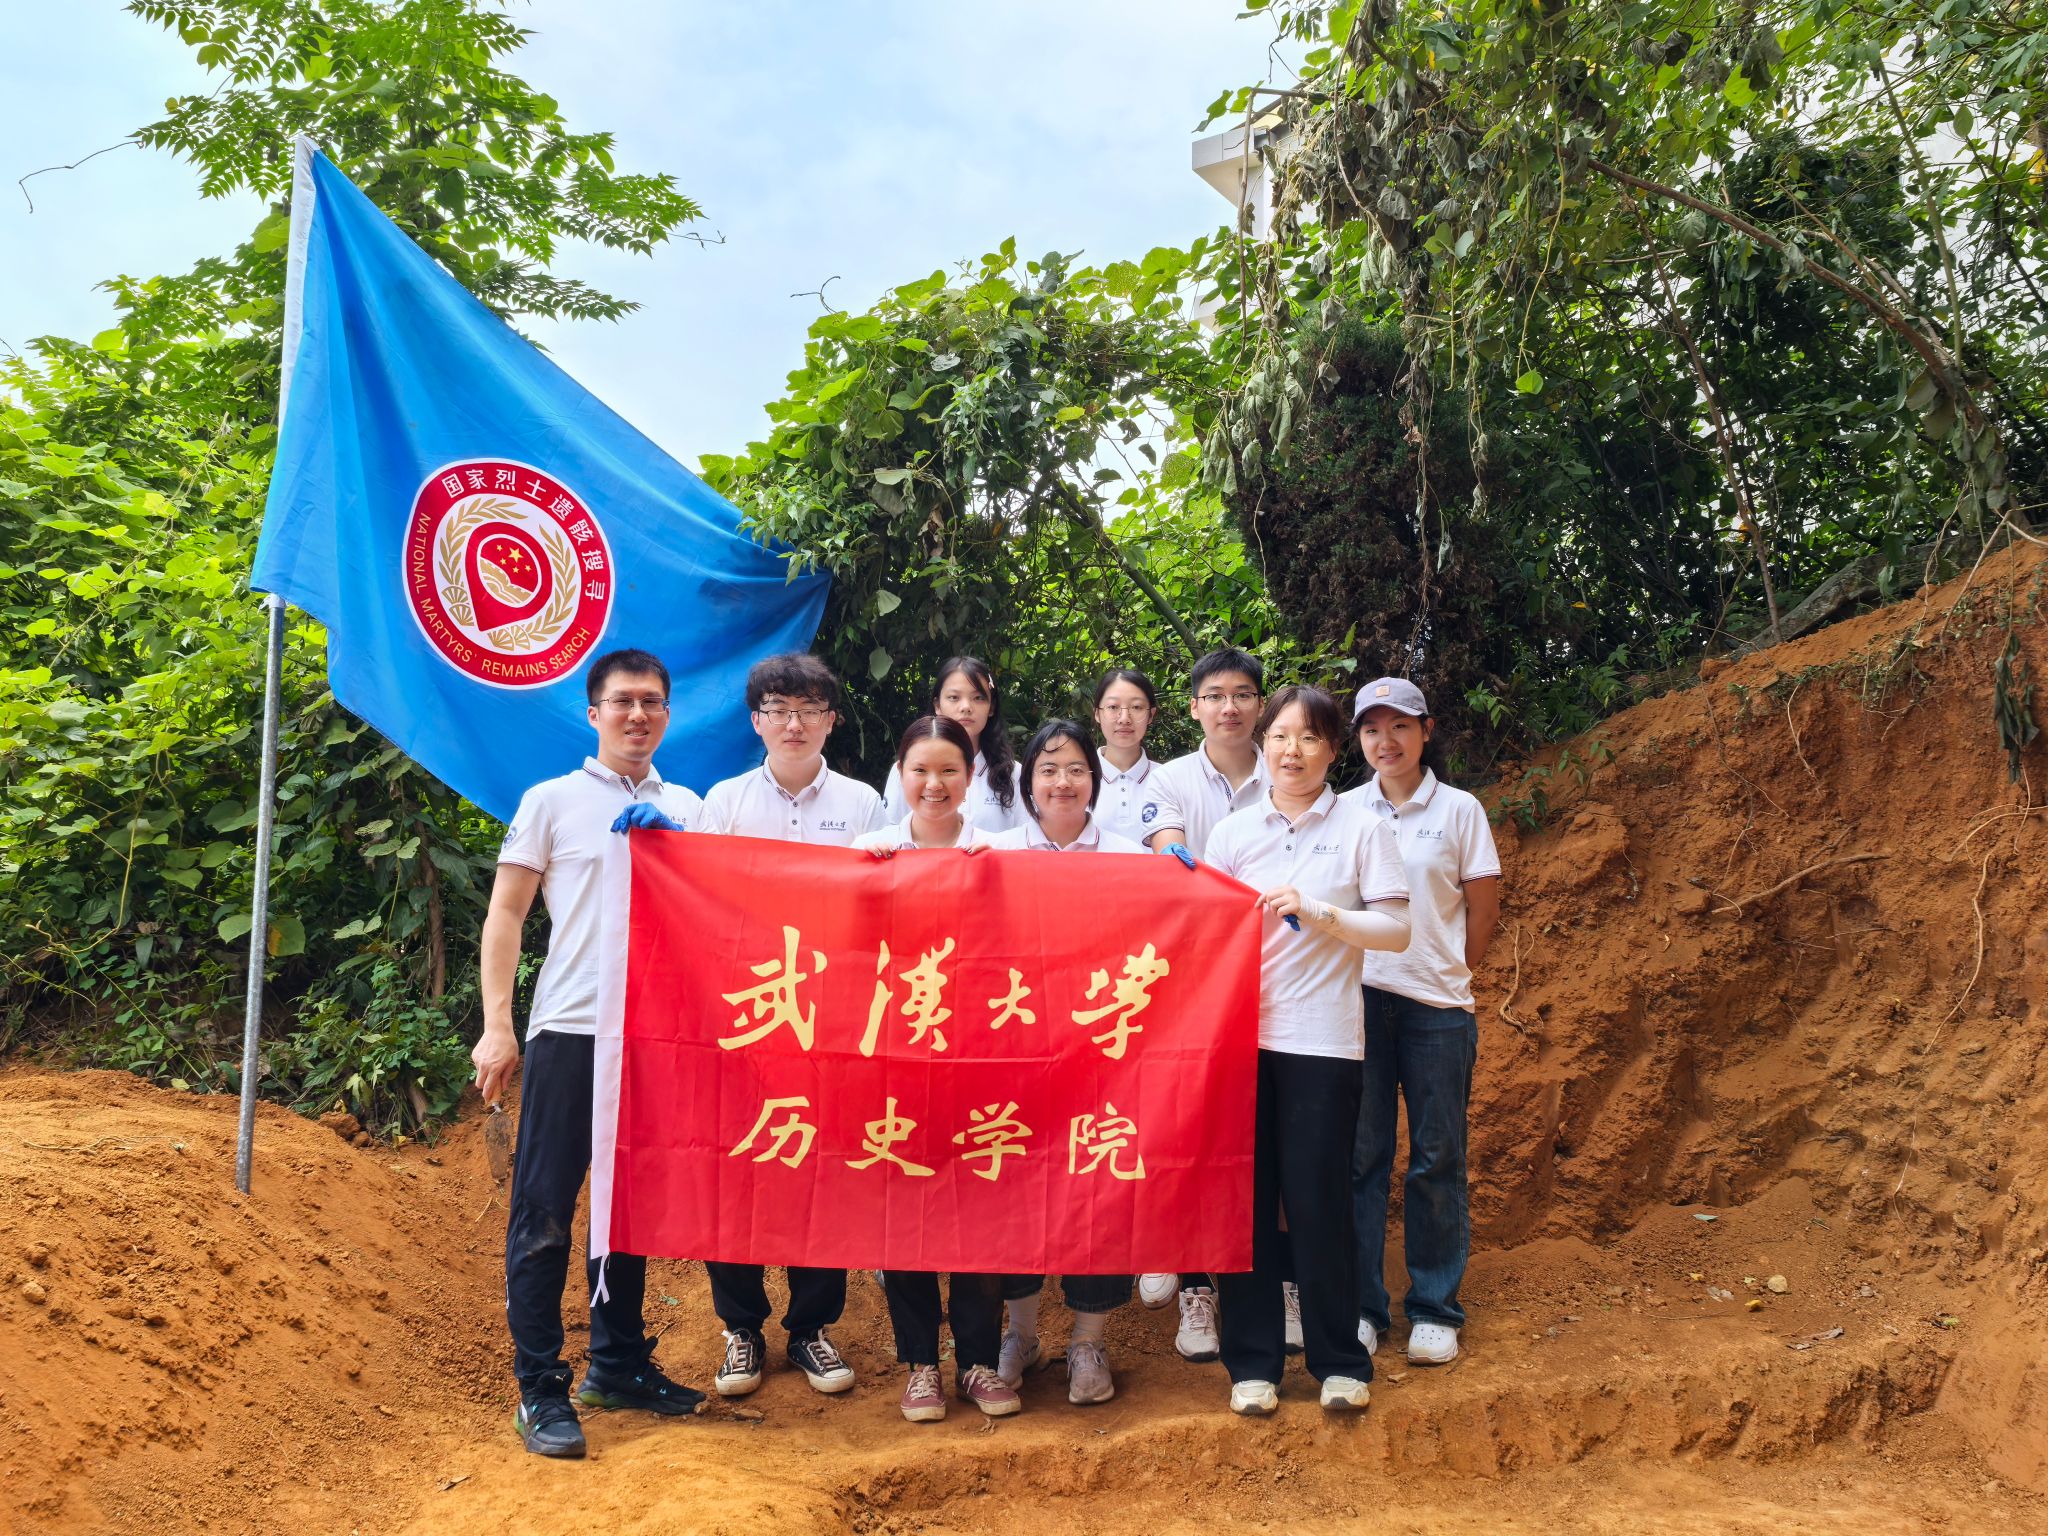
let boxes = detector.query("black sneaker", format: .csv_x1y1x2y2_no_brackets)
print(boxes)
514,1392,587,1458
714,1328,765,1396
575,1353,707,1417
787,1330,856,1394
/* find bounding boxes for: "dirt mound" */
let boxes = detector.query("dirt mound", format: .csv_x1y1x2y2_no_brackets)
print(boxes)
4,545,2047,1534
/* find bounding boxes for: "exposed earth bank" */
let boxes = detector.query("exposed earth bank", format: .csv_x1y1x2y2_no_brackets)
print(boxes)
5,546,2047,1534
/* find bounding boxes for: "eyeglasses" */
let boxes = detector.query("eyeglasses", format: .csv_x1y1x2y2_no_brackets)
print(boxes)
1266,732,1328,750
755,706,832,726
1097,704,1152,717
1032,764,1096,782
598,695,670,715
1196,691,1261,707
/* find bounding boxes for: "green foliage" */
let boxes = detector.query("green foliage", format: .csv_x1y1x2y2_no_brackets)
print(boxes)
2,0,700,1126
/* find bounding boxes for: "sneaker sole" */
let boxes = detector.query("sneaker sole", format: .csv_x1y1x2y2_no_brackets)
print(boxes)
1406,1349,1459,1367
1068,1382,1116,1406
1176,1342,1221,1362
513,1411,587,1458
900,1402,947,1423
575,1388,704,1417
1320,1388,1371,1410
1230,1393,1278,1416
1284,1339,1304,1356
797,1369,856,1395
713,1374,764,1397
968,1396,1022,1417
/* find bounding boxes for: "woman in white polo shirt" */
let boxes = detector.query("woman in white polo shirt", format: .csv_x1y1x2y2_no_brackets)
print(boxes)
1345,678,1500,1368
880,655,1024,834
985,720,1146,1406
856,714,1017,1424
1204,684,1412,1417
1090,667,1160,845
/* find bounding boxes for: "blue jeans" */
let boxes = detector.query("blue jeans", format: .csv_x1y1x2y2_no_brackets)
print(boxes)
1352,988,1476,1333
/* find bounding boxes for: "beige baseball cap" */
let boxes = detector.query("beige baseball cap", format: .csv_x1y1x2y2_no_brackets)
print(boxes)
1352,676,1430,721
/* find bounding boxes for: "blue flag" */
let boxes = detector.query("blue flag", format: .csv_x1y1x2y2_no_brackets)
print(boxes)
252,137,826,822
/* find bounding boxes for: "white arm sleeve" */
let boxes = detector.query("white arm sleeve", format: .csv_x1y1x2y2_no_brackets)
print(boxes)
1312,897,1411,953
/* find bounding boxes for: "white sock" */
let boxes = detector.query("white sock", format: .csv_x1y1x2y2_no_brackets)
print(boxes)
1069,1311,1106,1344
1007,1295,1040,1339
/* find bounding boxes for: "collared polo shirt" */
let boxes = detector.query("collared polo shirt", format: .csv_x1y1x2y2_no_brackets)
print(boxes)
853,815,996,852
881,750,1025,834
1205,786,1410,1060
1095,751,1157,845
1137,743,1271,856
700,758,884,845
985,813,1148,855
1346,769,1501,1012
498,757,704,1040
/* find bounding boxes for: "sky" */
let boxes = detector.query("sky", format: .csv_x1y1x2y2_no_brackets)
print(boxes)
0,1,1290,467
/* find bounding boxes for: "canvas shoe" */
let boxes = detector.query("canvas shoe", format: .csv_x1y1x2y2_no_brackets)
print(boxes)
514,1391,586,1458
1319,1375,1371,1410
714,1328,765,1396
900,1363,946,1422
998,1330,1043,1388
1066,1339,1115,1405
787,1330,855,1394
1283,1281,1304,1355
1407,1322,1460,1365
1137,1273,1180,1309
1229,1379,1278,1416
958,1363,1023,1417
1358,1318,1381,1356
1175,1286,1221,1362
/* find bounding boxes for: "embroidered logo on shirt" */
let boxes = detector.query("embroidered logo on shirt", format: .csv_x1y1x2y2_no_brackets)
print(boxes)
819,819,848,831
1414,828,1447,840
1141,804,1159,824
1311,840,1342,854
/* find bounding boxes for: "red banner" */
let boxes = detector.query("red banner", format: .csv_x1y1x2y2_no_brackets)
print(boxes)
591,832,1261,1274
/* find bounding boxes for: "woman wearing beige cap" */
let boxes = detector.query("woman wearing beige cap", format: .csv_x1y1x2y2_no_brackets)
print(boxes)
1344,678,1501,1368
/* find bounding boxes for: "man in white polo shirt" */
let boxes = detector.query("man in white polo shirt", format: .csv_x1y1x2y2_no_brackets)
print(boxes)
471,647,708,1459
697,653,883,1400
1133,647,1271,1360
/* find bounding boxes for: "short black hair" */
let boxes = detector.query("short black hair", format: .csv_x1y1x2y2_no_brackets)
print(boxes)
586,648,670,705
895,713,976,769
746,652,840,711
1019,719,1103,820
1189,648,1264,696
1092,667,1157,710
1256,684,1346,746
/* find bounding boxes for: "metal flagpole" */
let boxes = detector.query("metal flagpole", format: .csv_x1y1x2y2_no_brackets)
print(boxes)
233,592,288,1194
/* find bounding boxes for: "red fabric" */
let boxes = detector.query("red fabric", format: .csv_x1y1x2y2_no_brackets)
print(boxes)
607,833,1262,1273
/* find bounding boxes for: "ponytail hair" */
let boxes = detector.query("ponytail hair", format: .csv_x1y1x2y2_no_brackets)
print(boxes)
894,713,976,770
931,655,1018,812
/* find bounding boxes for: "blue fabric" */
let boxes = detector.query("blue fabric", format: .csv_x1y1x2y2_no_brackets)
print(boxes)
252,147,826,822
1353,987,1477,1332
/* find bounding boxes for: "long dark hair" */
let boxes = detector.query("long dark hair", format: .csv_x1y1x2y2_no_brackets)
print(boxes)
1019,719,1103,821
931,655,1018,811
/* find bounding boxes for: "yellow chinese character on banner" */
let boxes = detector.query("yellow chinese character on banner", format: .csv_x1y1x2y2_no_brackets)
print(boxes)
1069,1103,1146,1180
718,925,827,1051
986,969,1037,1030
847,1096,936,1177
953,1101,1031,1181
729,1095,816,1168
858,938,957,1056
1070,942,1171,1059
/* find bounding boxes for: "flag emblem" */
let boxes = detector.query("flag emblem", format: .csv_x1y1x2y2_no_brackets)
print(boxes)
401,458,614,687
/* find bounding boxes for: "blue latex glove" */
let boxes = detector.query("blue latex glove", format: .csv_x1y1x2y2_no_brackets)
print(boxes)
610,802,682,834
1164,842,1197,870
1283,913,1303,932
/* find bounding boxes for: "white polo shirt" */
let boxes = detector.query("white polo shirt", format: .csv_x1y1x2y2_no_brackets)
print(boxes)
881,750,1025,834
1206,787,1410,1060
498,757,704,1040
1347,770,1501,1012
853,815,996,852
1137,742,1271,856
1095,751,1157,845
700,758,884,845
985,813,1149,855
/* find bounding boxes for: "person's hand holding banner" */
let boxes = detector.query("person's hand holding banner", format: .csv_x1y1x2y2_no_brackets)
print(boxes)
589,832,1263,1275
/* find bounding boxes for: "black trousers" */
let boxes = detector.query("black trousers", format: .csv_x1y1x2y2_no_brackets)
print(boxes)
705,1261,847,1339
881,1271,1004,1370
1217,1048,1374,1385
504,1029,649,1397
999,1272,1133,1313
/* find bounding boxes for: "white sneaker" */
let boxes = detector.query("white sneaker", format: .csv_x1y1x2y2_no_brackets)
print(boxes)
1175,1286,1220,1362
1319,1374,1371,1410
1065,1338,1115,1405
997,1330,1042,1388
1230,1378,1279,1416
1407,1321,1460,1365
1138,1272,1180,1309
1282,1281,1304,1355
1358,1318,1381,1356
